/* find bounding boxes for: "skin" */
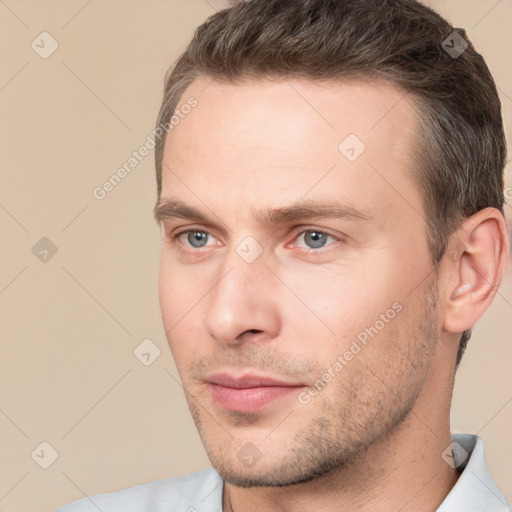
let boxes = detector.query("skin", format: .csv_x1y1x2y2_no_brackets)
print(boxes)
156,77,509,511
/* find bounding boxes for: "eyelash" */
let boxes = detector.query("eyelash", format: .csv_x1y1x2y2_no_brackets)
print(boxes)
167,226,342,253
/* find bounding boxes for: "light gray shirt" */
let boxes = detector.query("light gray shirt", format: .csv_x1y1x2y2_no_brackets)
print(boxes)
55,433,510,511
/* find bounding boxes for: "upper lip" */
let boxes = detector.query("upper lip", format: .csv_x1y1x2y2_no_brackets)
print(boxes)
205,372,305,389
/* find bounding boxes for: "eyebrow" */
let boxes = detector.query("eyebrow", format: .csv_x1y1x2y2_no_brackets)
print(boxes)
154,198,374,227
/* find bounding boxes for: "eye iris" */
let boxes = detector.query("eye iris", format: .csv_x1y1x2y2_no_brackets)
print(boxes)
187,231,208,247
304,231,327,248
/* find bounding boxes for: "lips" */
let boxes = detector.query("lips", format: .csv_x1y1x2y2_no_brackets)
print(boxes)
205,372,306,413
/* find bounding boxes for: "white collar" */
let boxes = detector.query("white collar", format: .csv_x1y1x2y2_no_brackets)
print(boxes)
437,433,510,511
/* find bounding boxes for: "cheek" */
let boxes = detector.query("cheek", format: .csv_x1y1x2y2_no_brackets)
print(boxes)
159,258,193,351
279,259,402,349
158,255,215,365
158,253,207,323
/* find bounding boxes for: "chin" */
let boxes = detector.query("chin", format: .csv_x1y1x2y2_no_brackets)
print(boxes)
210,451,349,489
217,467,320,489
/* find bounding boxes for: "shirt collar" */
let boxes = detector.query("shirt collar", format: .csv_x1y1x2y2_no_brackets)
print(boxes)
437,433,510,511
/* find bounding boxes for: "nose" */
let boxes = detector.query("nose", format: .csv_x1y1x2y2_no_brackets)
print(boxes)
202,250,281,346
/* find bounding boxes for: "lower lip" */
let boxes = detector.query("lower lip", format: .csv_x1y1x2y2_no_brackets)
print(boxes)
207,384,304,413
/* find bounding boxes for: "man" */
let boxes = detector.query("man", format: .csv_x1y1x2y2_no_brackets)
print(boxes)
56,0,510,510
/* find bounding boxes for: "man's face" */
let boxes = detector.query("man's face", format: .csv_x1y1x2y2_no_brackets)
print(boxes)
158,77,441,486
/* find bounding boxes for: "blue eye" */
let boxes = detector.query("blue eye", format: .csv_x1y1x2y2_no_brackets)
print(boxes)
185,230,209,248
296,230,335,249
173,229,216,248
304,231,328,248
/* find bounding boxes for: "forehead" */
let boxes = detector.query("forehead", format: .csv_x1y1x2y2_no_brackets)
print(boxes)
160,77,422,223
170,76,417,140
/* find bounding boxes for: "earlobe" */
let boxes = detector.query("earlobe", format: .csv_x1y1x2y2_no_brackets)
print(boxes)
443,207,509,334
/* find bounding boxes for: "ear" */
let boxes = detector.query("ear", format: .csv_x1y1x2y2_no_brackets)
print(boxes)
443,207,510,334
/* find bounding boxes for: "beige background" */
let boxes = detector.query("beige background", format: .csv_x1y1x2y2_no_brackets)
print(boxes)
0,1,511,511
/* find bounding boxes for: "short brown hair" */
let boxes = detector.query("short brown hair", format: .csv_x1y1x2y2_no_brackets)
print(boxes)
154,0,507,367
